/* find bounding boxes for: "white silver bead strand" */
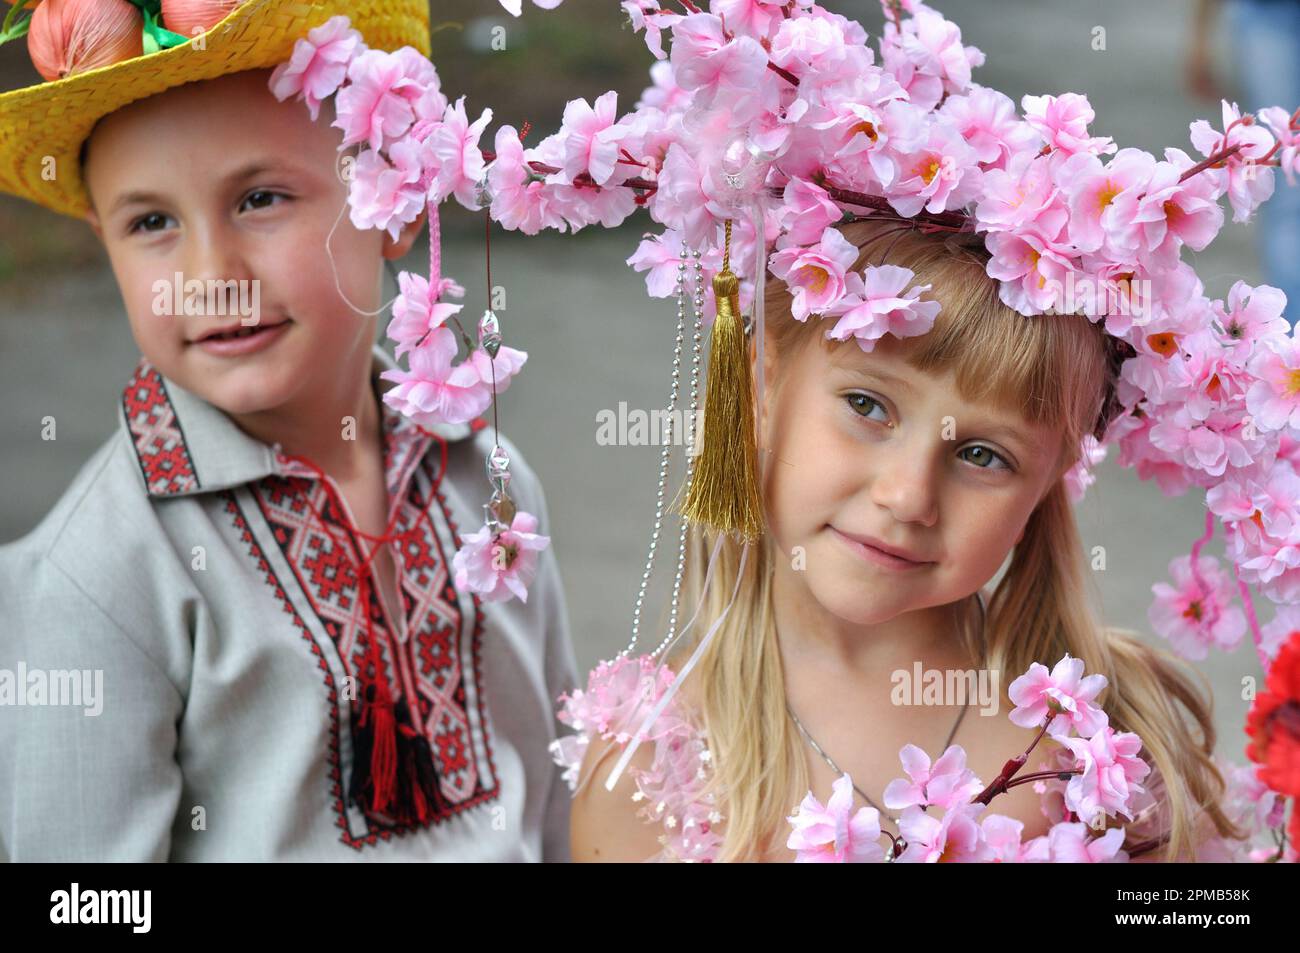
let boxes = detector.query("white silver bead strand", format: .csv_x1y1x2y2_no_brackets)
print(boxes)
623,239,692,657
650,248,705,660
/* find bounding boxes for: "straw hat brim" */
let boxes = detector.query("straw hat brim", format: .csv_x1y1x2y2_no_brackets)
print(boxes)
0,0,430,220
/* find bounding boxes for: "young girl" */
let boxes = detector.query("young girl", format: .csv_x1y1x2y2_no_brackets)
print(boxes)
558,218,1247,863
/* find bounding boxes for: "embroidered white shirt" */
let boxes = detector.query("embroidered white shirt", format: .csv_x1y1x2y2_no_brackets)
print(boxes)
0,344,578,861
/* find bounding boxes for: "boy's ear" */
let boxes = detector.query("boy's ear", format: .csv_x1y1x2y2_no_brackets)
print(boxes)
382,206,428,261
84,207,103,243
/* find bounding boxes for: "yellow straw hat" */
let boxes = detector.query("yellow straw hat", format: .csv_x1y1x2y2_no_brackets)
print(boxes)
0,0,431,220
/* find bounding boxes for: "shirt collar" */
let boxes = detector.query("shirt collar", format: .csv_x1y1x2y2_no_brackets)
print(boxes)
118,344,483,499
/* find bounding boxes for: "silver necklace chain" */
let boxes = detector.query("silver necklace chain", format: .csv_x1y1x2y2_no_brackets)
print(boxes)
786,589,987,828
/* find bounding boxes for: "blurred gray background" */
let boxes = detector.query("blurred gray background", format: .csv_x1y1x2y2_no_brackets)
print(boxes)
0,1,1287,769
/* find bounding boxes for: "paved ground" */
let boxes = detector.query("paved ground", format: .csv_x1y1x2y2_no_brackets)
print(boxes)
0,1,1285,768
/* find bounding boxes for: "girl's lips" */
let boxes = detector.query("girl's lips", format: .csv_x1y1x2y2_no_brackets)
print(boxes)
192,320,290,357
829,526,933,571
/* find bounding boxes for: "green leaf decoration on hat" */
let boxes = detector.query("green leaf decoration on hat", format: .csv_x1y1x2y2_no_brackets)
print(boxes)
126,0,194,54
0,0,36,48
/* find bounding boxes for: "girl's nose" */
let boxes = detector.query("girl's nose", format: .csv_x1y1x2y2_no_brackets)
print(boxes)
869,436,940,527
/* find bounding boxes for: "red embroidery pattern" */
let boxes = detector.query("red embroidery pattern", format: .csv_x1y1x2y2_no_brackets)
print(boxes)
397,449,498,805
260,476,404,707
220,492,367,846
121,360,199,496
250,426,499,838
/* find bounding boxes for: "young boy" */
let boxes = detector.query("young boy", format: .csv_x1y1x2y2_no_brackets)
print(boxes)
0,1,578,861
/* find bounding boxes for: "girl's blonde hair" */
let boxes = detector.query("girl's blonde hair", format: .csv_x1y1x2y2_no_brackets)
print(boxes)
664,217,1248,862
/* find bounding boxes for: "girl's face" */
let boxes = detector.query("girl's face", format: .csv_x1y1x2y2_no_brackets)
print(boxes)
80,68,417,417
761,328,1068,628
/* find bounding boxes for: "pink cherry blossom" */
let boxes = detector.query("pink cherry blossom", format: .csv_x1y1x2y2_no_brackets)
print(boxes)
466,343,528,397
822,263,942,351
820,99,927,192
1047,822,1128,862
1059,726,1151,826
895,802,993,862
625,230,753,323
636,58,689,111
333,47,431,151
385,272,465,359
1057,148,1158,257
1146,404,1258,480
1258,106,1300,187
881,6,985,111
425,96,493,210
1245,330,1300,435
380,326,491,426
559,91,633,186
1147,553,1247,661
622,2,683,60
346,137,426,241
1216,280,1292,346
669,13,768,96
768,226,861,321
488,125,564,235
1189,99,1277,223
786,774,886,863
938,85,1038,171
884,118,982,217
983,228,1078,317
882,743,984,811
974,150,1065,235
778,178,842,246
979,814,1023,862
714,0,794,43
268,15,362,121
1007,654,1109,740
1021,92,1116,158
451,510,551,603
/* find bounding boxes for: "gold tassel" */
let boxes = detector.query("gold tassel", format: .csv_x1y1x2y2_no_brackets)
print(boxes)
677,220,764,540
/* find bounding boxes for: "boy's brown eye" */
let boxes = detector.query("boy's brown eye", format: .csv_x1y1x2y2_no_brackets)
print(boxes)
130,212,169,233
242,190,285,211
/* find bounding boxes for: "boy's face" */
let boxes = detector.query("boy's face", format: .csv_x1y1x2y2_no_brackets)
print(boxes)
81,68,422,417
760,330,1068,628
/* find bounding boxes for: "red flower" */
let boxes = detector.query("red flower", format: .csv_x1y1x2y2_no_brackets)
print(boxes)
1245,630,1300,797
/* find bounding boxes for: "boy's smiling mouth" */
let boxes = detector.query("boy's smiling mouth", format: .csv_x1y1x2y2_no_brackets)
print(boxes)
190,316,291,343
189,317,292,356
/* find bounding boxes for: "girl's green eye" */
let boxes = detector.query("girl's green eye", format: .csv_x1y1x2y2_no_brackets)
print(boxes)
958,445,1011,471
846,393,887,421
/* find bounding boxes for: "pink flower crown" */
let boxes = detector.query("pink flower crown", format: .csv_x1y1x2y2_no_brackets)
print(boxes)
269,0,1299,639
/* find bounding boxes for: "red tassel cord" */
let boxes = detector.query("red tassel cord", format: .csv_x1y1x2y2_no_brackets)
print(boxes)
283,430,449,828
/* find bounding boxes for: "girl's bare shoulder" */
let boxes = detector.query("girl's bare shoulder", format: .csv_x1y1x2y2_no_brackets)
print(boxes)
570,731,666,862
